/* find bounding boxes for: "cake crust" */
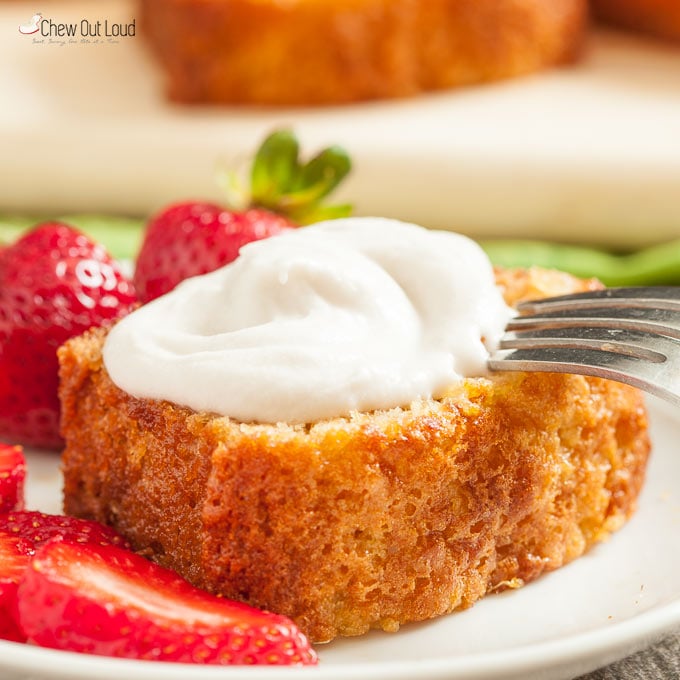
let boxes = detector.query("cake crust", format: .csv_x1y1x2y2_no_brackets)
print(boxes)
138,0,589,105
59,267,650,642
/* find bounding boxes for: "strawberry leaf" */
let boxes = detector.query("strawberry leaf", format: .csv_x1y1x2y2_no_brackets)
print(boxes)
294,146,352,198
250,130,301,205
247,130,352,224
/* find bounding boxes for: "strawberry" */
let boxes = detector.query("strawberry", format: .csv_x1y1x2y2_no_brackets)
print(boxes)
0,223,137,448
134,203,294,303
0,533,32,642
0,444,25,513
18,539,317,666
134,129,351,302
0,511,130,642
0,510,131,549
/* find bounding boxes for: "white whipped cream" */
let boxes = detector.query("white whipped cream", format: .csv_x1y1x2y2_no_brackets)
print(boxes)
103,218,513,423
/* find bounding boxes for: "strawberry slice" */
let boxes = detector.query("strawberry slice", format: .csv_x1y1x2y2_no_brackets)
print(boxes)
0,511,130,643
134,130,351,303
0,511,130,549
0,533,32,642
0,444,26,513
18,539,318,665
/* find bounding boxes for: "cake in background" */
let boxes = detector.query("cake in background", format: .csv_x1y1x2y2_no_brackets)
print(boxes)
138,0,588,105
592,0,680,41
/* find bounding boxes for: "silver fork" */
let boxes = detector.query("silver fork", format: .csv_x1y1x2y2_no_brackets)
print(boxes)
487,287,680,406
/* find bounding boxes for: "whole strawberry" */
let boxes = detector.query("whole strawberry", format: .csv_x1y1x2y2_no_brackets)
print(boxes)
0,223,136,448
134,130,351,302
134,203,294,303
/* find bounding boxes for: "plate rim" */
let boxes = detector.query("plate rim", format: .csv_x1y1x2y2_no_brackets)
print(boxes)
2,599,680,680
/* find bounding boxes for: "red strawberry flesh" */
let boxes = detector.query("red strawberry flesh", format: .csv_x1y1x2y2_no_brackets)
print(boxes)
0,444,26,513
0,511,130,642
0,533,32,642
18,539,317,665
0,222,136,448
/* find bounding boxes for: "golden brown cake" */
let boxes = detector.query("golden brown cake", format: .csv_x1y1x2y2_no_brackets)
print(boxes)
59,267,650,643
138,0,589,105
592,0,680,41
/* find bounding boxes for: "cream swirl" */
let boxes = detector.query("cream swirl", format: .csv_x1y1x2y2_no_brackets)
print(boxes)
103,218,513,423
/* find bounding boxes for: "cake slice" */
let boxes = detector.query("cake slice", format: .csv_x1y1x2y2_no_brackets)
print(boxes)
59,266,650,643
138,0,589,105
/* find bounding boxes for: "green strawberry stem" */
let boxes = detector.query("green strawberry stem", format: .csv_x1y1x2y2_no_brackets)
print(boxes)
241,129,353,225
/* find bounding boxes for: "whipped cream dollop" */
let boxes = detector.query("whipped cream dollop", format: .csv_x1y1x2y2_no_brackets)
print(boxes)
103,218,514,423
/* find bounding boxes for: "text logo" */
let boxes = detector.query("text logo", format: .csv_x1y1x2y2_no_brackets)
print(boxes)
18,13,137,45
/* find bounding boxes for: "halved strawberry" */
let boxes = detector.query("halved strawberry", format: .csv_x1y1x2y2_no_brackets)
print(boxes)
0,511,130,549
18,539,317,665
134,130,351,302
0,533,32,642
0,511,130,642
0,444,25,513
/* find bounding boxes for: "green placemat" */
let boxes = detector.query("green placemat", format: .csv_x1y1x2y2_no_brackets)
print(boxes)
3,215,680,286
0,215,144,261
482,239,680,287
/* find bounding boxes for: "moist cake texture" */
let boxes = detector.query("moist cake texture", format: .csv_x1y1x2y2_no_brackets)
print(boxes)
59,267,650,642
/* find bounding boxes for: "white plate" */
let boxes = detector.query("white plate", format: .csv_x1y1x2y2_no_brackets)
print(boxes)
1,1,680,247
2,396,680,680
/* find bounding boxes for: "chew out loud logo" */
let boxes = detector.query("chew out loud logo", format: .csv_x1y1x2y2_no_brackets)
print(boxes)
19,13,136,39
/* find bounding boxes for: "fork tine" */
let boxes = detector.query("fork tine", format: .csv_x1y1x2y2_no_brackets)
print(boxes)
489,287,680,407
507,305,680,340
488,345,680,407
518,287,680,314
499,326,671,364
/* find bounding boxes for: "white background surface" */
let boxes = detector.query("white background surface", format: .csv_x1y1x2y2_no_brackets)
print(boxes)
1,397,679,680
1,0,680,247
